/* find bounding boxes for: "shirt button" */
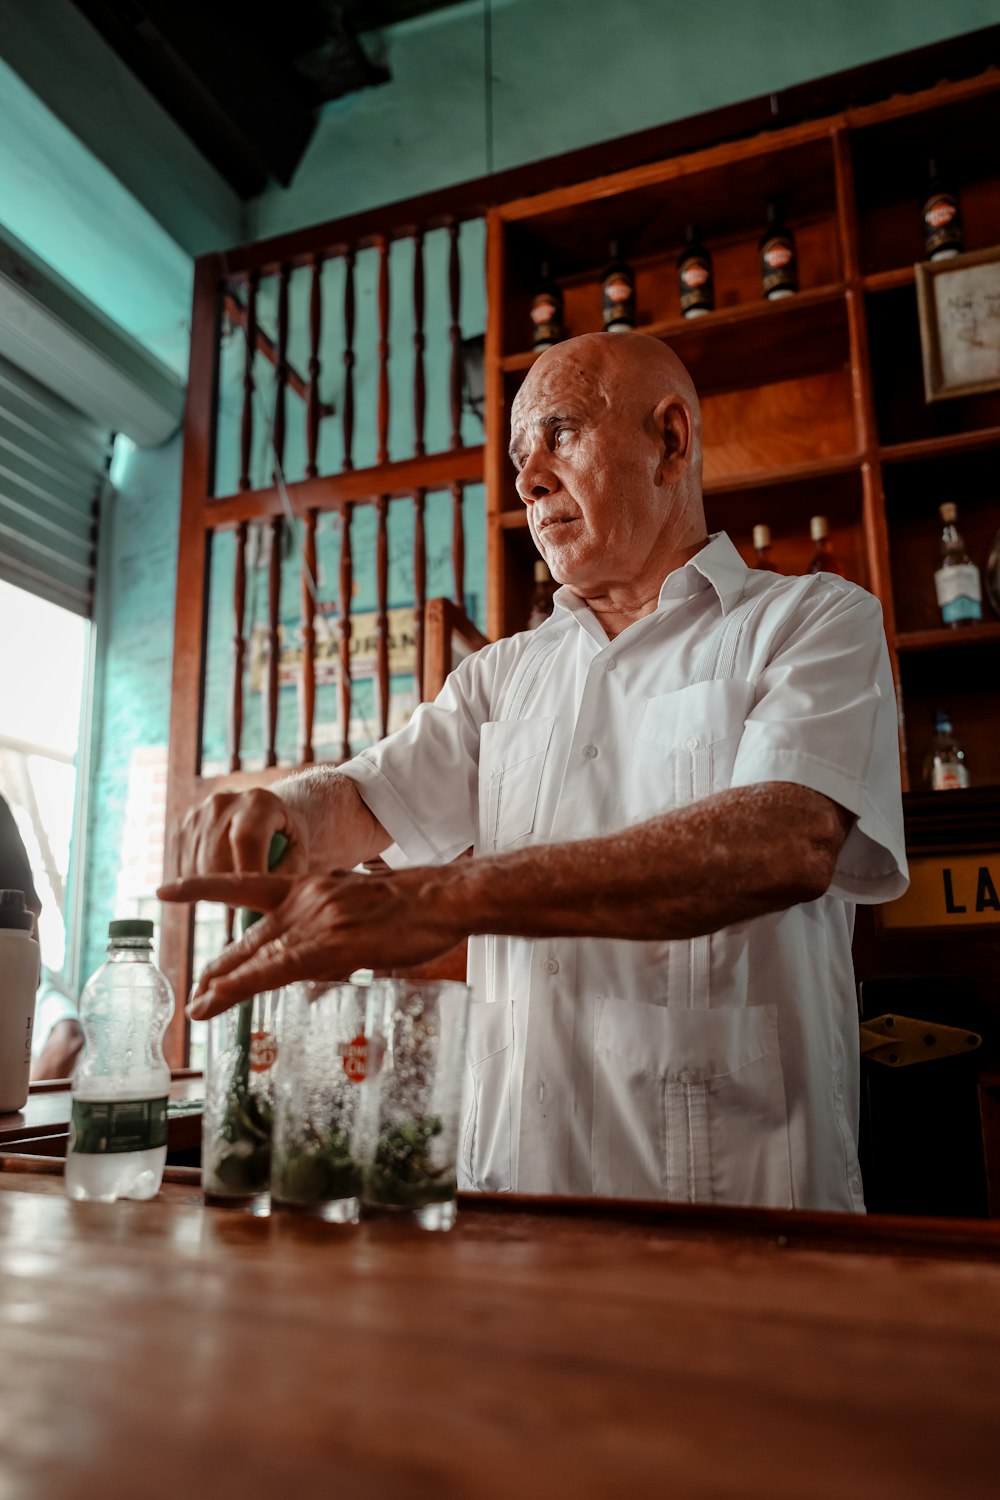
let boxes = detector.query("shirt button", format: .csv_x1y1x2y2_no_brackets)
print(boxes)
677,1070,694,1085
543,957,559,975
604,658,617,672
582,743,598,759
685,737,700,750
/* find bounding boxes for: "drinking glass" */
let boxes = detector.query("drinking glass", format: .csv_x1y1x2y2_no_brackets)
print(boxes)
356,979,471,1231
201,991,279,1209
270,982,366,1223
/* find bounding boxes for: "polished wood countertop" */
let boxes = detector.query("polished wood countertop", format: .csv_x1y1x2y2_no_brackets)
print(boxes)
1,1163,999,1499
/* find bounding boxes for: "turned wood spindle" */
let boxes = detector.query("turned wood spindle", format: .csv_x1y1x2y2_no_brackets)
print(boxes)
230,520,249,773
225,907,236,946
448,220,463,451
375,494,390,740
265,514,283,768
273,264,290,481
306,254,323,480
338,502,354,762
413,487,427,703
342,248,356,471
300,508,318,764
413,230,426,457
450,481,465,611
377,235,390,467
239,272,259,491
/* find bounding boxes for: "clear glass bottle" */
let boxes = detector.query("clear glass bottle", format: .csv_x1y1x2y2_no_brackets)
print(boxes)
923,711,971,791
985,526,1000,619
526,560,556,628
602,240,636,332
807,516,847,577
66,919,174,1203
935,502,982,627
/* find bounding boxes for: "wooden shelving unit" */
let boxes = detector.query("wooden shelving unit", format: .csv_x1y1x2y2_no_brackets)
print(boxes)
485,70,1000,794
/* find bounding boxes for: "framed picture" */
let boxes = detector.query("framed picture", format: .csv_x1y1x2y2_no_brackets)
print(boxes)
915,245,1000,402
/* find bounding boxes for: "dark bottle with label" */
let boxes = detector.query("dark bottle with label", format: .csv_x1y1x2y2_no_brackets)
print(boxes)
530,262,563,350
807,515,847,578
678,225,714,319
922,158,963,261
602,240,636,332
759,202,798,300
752,524,773,569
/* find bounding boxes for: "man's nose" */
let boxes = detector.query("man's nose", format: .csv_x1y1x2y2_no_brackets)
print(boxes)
515,450,557,504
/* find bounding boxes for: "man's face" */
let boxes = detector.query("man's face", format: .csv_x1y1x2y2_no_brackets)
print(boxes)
508,344,673,594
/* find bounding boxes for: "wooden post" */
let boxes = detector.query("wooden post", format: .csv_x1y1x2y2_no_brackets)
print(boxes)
230,519,248,773
338,502,354,762
343,248,356,471
451,480,465,609
413,230,426,457
448,219,463,451
239,271,258,491
273,263,290,481
377,235,390,467
306,254,323,480
265,514,283,768
375,494,390,740
413,487,426,702
300,508,318,764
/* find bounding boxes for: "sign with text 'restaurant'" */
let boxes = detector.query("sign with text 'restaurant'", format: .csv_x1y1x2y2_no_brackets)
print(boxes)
879,853,1000,931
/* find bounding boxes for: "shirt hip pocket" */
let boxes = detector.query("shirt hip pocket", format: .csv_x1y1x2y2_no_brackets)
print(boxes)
459,999,514,1192
592,1000,792,1208
478,717,554,851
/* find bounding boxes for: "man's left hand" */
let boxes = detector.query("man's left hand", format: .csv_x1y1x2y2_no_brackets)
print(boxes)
156,870,462,1018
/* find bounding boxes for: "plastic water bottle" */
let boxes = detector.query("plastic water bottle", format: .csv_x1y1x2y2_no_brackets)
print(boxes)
65,919,174,1202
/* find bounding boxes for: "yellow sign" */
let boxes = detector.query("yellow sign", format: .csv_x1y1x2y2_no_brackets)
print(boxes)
248,608,417,693
879,853,1000,930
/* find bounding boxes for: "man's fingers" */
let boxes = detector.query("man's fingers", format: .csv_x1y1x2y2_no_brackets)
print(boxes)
188,939,346,1019
156,874,294,909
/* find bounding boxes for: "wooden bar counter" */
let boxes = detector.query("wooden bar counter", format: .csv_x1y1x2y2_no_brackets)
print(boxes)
1,1162,999,1498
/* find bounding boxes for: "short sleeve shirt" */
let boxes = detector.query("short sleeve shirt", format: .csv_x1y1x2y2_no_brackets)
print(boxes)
339,533,907,1212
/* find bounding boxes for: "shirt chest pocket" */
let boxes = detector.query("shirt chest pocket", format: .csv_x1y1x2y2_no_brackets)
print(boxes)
630,678,754,819
478,717,555,852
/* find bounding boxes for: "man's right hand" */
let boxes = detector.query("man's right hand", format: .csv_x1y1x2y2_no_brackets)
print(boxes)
174,788,310,879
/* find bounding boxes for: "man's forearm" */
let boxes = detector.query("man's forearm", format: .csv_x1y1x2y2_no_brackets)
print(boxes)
408,782,850,946
274,767,392,870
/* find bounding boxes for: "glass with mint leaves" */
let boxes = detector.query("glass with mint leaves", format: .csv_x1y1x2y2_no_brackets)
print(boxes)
356,979,471,1232
270,982,366,1223
201,988,279,1208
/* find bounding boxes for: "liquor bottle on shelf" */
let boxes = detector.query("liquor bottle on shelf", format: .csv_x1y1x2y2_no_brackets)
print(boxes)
678,225,714,319
807,516,847,577
923,711,971,791
935,501,982,627
922,159,963,261
526,560,556,629
530,262,563,350
759,202,798,301
602,241,636,332
752,524,773,569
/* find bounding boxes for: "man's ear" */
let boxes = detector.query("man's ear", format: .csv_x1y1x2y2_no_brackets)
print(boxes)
652,395,692,481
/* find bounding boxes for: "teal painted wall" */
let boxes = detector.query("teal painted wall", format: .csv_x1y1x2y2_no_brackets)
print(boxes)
249,0,1000,240
79,0,999,979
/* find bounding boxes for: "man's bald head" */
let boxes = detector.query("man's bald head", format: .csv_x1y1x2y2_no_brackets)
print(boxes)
512,331,702,476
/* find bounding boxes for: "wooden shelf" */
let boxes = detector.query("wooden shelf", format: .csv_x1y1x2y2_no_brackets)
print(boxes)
862,267,916,292
880,427,1000,464
501,284,847,374
703,453,861,497
896,622,1000,652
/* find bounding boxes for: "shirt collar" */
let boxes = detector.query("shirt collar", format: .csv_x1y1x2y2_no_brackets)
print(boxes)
552,531,749,624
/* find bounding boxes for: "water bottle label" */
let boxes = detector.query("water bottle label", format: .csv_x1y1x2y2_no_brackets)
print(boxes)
933,764,970,790
935,564,982,620
70,1097,168,1154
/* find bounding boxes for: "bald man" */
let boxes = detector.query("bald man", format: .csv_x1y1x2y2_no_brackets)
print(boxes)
163,332,907,1212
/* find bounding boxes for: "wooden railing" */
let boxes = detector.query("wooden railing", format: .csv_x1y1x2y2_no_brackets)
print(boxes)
161,200,489,1064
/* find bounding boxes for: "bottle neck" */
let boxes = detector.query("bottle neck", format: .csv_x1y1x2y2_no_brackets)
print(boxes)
107,941,153,964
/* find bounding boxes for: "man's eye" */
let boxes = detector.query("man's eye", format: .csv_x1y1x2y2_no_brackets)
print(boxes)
554,428,572,448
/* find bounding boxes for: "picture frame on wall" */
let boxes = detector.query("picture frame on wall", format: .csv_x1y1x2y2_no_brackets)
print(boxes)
915,245,1000,403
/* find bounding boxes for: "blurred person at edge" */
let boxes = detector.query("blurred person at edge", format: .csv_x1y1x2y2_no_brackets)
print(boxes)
160,332,907,1214
0,794,83,1082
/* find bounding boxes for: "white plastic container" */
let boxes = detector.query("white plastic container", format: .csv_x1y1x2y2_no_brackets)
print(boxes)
65,919,174,1202
0,889,40,1112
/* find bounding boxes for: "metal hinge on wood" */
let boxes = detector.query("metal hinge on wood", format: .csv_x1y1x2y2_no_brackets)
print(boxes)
860,1014,982,1067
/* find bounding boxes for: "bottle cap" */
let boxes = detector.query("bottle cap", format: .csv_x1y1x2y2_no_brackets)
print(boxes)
0,890,34,931
810,515,829,542
753,524,772,551
939,501,958,523
933,710,953,734
534,560,551,582
109,918,154,940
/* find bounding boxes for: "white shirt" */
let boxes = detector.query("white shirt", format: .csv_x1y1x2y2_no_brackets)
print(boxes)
340,533,908,1212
